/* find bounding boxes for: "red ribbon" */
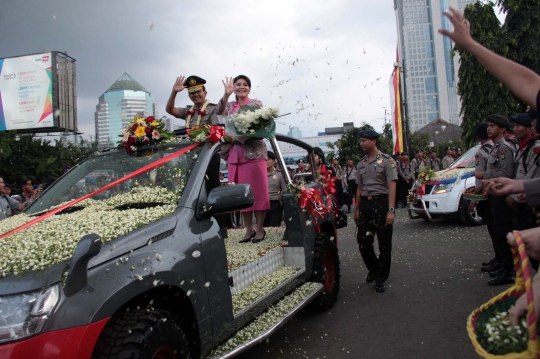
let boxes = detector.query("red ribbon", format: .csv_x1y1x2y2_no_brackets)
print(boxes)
186,125,226,143
299,187,329,231
0,142,200,240
417,184,425,198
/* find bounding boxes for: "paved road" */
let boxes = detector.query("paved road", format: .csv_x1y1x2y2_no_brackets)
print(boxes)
236,208,510,359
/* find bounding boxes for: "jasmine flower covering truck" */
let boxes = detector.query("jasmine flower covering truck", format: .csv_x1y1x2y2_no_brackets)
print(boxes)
0,132,340,359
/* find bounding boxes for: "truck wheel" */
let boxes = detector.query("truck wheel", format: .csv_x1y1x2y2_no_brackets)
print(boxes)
309,232,340,311
92,309,190,359
458,196,483,226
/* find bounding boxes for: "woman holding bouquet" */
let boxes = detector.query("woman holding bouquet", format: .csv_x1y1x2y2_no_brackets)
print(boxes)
217,75,270,243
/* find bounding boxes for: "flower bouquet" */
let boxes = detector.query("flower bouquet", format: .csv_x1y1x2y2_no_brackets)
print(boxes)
226,106,279,143
416,168,436,186
186,124,233,144
119,115,174,153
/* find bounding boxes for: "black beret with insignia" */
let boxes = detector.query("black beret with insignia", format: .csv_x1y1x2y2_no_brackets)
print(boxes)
267,151,276,160
185,75,206,93
473,122,489,139
358,130,380,139
510,113,533,127
486,114,512,129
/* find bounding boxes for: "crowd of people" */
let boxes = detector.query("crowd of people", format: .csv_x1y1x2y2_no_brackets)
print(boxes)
0,178,42,220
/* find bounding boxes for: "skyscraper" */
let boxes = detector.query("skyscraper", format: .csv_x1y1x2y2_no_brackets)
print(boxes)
95,73,157,149
394,0,476,132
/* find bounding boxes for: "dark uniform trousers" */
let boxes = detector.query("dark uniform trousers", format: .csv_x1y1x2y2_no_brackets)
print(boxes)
514,203,539,270
264,200,283,227
346,180,358,209
356,195,392,283
486,196,514,271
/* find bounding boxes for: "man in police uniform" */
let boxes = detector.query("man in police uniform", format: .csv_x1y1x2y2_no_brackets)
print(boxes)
410,149,426,181
428,149,442,171
264,151,287,227
483,114,516,286
344,157,357,213
165,75,217,127
442,147,455,169
397,152,412,207
354,130,398,293
509,113,540,231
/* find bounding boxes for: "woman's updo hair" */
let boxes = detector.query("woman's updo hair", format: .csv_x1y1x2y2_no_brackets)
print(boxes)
313,147,325,165
234,75,251,88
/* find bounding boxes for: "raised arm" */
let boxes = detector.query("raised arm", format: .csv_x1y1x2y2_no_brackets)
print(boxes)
439,7,540,109
166,76,187,118
216,77,235,115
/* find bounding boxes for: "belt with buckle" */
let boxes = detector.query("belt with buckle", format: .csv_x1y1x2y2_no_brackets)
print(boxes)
361,195,388,201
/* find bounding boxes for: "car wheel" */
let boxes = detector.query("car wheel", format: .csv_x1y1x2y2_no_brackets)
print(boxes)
309,232,340,311
92,309,190,359
458,196,483,226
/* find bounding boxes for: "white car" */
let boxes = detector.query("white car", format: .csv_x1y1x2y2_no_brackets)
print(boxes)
407,145,483,226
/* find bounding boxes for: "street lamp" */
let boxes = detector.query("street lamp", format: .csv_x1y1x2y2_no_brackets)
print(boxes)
393,60,410,153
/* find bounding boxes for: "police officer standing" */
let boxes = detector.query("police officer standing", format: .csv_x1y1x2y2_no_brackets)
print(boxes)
165,75,217,127
483,114,516,286
397,152,412,207
354,131,398,293
428,150,442,171
442,147,455,169
264,151,287,227
410,149,426,180
344,157,357,213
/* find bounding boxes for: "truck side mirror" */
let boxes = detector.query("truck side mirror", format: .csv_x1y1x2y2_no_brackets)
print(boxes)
202,184,254,217
63,234,102,297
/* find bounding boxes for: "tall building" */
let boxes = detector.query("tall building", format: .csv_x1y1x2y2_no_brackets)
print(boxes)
394,0,476,132
287,126,302,138
95,73,156,149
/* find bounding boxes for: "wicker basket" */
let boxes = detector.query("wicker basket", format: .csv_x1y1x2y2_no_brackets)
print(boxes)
467,232,540,358
463,191,488,201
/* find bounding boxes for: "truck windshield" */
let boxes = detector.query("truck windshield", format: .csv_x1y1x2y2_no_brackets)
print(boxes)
451,145,480,168
26,142,201,215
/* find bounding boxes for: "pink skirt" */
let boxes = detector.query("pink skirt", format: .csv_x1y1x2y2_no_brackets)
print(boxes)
228,143,270,212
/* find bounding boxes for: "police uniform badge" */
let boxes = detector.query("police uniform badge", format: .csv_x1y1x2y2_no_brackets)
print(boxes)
377,158,383,164
475,154,479,166
189,78,196,86
390,160,395,169
500,149,506,160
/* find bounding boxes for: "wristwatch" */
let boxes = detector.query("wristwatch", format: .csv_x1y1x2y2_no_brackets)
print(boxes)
388,207,395,213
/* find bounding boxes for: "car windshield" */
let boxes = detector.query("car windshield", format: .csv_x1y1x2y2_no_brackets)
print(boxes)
451,145,480,168
26,141,201,215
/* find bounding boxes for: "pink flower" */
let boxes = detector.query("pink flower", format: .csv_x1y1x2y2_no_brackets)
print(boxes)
130,145,136,152
152,129,161,140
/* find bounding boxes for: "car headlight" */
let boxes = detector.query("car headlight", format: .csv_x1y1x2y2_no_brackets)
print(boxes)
0,284,60,343
432,182,455,194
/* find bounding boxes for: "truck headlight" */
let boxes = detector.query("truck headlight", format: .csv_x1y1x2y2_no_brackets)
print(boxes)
432,182,455,194
0,284,60,343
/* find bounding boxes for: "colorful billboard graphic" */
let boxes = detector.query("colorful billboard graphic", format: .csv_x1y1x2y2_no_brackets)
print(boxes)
0,52,55,131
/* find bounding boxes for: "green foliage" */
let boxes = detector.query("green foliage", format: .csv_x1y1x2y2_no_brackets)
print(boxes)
0,133,97,193
456,2,516,148
325,122,393,166
408,132,430,153
497,0,540,110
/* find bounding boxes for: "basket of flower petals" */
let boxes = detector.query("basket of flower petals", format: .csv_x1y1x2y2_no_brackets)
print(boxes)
467,232,540,358
463,188,488,201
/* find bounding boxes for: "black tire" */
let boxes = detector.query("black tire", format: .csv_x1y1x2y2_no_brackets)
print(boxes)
92,309,191,359
309,232,340,311
458,196,483,226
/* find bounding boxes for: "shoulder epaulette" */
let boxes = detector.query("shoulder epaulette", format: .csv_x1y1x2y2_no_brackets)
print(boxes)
360,156,367,162
382,153,391,159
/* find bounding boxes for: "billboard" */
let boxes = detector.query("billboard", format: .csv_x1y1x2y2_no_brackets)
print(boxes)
0,52,77,133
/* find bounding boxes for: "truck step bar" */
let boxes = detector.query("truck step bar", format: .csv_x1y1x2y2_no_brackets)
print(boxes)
208,282,323,359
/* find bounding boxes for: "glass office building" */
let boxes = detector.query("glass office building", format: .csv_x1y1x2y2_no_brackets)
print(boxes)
394,0,476,131
95,73,156,149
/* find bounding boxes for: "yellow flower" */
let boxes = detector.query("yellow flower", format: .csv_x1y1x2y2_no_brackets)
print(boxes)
150,121,160,127
136,118,146,126
135,126,146,138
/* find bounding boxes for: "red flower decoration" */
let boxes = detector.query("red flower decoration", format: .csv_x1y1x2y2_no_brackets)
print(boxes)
143,137,149,145
145,116,155,124
128,136,136,145
207,126,224,143
197,110,207,116
145,127,152,136
131,124,138,132
187,110,196,116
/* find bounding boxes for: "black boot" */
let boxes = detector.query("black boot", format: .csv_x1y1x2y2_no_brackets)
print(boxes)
488,269,515,286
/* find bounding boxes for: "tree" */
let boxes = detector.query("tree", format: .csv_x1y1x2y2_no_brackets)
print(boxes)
456,2,516,147
408,132,430,154
497,0,540,111
326,122,377,166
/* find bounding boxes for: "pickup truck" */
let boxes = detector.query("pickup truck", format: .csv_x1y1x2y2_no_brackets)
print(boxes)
0,132,341,359
407,145,483,226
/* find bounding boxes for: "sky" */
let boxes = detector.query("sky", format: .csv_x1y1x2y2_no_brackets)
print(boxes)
1,0,403,141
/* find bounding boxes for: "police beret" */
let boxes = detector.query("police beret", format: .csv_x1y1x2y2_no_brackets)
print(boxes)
527,108,538,120
358,130,380,139
473,122,489,139
267,151,276,160
185,75,206,93
20,179,32,186
510,113,533,126
486,114,512,129
85,177,97,185
444,147,453,151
